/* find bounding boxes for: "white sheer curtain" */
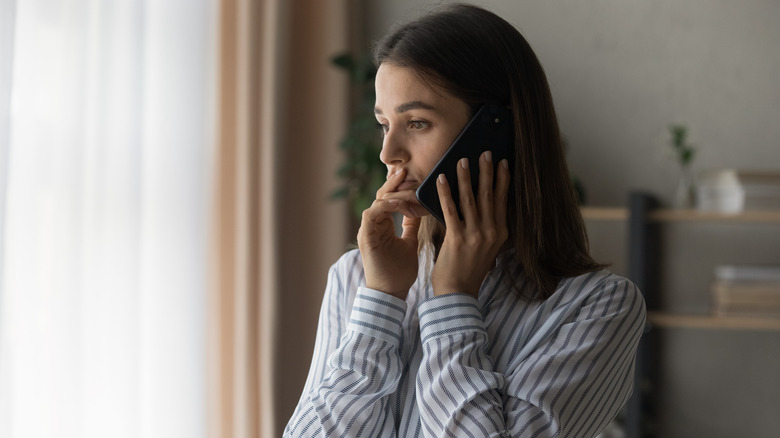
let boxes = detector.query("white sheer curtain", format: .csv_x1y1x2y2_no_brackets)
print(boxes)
0,1,217,437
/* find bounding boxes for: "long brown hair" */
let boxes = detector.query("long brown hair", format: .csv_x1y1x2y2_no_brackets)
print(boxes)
373,3,606,299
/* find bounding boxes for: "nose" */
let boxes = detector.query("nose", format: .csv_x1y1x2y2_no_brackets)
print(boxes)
379,129,410,167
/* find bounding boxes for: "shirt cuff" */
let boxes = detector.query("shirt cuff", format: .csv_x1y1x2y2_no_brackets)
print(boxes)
417,293,486,344
348,287,408,345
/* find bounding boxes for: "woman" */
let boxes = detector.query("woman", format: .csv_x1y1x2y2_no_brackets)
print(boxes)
285,4,645,437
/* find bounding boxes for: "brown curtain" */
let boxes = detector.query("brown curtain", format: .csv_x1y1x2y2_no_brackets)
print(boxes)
209,0,357,436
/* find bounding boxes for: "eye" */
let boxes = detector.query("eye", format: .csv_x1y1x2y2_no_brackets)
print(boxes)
376,122,389,136
408,120,429,130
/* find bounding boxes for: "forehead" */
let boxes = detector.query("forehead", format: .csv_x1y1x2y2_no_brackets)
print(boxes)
374,63,453,110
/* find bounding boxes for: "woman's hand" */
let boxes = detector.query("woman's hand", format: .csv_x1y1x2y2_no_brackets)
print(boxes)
357,169,426,300
432,151,510,298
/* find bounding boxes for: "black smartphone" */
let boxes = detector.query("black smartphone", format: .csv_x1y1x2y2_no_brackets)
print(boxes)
415,103,514,224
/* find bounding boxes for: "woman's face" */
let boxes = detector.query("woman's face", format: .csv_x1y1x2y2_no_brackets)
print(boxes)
374,63,471,201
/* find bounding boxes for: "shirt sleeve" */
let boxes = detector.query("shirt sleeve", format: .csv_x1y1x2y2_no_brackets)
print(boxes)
284,262,408,438
415,293,508,438
415,278,646,438
503,278,646,437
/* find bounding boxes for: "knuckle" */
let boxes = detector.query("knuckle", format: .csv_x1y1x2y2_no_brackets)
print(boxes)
442,202,458,217
362,201,381,219
451,235,467,248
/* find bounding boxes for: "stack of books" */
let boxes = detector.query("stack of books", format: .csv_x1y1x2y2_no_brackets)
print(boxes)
739,172,780,211
711,265,780,318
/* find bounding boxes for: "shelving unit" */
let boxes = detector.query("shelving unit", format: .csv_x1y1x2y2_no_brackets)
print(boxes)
582,202,780,332
582,207,780,224
646,312,780,331
582,194,780,437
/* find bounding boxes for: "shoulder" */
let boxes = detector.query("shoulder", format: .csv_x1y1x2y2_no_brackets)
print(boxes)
489,270,645,375
559,270,646,324
564,269,639,294
560,269,640,297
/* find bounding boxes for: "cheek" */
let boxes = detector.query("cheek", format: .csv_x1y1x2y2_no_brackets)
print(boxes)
418,141,451,176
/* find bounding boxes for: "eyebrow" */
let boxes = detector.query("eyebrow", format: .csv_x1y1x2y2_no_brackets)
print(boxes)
374,100,436,115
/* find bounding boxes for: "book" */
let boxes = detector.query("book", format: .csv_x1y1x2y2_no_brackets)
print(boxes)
739,171,780,211
710,280,780,318
711,265,780,317
714,265,780,283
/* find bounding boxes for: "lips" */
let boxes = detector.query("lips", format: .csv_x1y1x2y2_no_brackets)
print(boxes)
397,180,419,191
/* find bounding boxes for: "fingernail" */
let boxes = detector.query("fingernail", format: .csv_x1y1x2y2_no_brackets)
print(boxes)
483,150,492,162
438,174,446,184
395,168,403,175
460,158,468,169
501,159,509,169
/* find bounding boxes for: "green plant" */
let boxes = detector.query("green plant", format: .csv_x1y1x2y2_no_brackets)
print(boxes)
330,52,385,219
667,124,696,166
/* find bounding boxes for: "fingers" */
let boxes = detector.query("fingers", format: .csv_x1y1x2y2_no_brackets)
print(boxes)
478,151,495,223
401,215,421,241
494,159,510,232
474,152,508,250
457,157,478,226
435,173,463,232
431,154,510,298
376,168,430,218
376,168,406,199
438,152,507,230
380,190,427,216
360,199,394,230
365,199,424,224
359,197,420,251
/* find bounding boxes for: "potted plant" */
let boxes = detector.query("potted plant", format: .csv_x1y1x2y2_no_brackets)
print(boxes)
667,124,696,208
329,52,385,226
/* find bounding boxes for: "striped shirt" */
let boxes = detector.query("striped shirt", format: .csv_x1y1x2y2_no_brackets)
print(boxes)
284,249,646,437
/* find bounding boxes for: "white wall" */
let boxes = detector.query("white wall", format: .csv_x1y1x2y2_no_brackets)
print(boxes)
363,1,780,437
365,0,780,207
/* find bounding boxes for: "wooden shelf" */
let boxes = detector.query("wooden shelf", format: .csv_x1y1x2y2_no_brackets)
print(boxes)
611,193,780,437
647,312,780,331
580,207,629,221
648,209,780,223
585,202,780,332
582,207,780,224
